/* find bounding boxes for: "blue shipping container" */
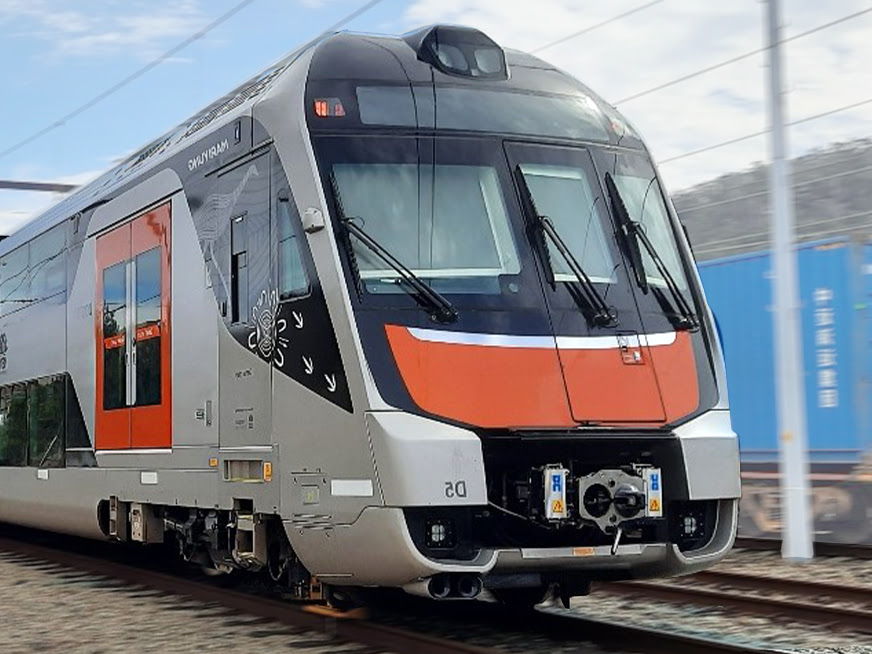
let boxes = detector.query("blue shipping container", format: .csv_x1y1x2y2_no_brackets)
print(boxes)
698,238,866,465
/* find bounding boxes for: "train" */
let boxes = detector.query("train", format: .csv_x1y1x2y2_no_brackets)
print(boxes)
698,237,872,545
0,25,739,608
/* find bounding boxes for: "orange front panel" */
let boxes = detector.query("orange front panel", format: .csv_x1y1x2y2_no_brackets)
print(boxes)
385,325,575,429
559,345,666,423
647,331,699,423
95,224,132,450
131,204,172,449
559,332,698,424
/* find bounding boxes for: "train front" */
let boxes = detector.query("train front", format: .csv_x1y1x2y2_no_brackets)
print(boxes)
300,26,739,602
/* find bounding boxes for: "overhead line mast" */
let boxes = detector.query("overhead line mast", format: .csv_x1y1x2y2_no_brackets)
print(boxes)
765,0,814,560
0,180,77,193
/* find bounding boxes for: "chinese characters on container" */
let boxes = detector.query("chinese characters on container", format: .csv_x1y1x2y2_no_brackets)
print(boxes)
813,287,838,408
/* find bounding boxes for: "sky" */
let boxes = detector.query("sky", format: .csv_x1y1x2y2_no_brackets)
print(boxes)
0,0,870,234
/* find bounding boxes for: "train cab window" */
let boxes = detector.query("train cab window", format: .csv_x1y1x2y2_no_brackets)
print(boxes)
277,199,309,299
332,161,519,293
0,384,28,466
29,225,66,302
609,153,690,292
27,376,64,468
134,248,161,407
231,215,248,323
102,261,127,411
518,163,615,284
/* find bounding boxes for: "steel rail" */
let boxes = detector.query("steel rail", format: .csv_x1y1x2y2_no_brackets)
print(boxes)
695,568,872,605
387,594,781,654
517,608,782,654
0,535,497,654
602,577,872,634
0,530,780,654
734,537,872,559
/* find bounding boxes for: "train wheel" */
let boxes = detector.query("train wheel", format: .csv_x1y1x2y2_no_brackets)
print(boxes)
324,584,361,611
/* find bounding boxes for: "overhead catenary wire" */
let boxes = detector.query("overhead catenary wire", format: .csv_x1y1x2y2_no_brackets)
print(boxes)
0,0,258,161
616,6,872,105
658,96,872,165
693,208,872,258
531,0,663,53
0,0,386,162
677,163,872,215
678,144,872,194
696,220,872,259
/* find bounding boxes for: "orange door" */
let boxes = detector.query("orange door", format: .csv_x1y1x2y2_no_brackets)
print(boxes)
95,203,172,450
96,223,132,449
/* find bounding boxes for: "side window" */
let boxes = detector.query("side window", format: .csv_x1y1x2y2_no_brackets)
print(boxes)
230,215,248,323
27,376,64,468
0,383,28,466
0,246,29,316
277,198,309,299
29,225,66,302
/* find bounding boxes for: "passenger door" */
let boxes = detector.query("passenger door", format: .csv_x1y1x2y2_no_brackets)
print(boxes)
95,203,172,449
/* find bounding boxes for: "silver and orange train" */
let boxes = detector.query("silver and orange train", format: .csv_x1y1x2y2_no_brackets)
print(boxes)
0,26,739,607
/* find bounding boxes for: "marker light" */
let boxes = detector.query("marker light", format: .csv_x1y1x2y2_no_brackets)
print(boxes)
313,98,346,118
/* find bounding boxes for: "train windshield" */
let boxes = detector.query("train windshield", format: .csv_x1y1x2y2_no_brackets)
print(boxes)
516,163,616,285
334,163,519,284
326,139,522,296
313,124,697,331
606,152,689,292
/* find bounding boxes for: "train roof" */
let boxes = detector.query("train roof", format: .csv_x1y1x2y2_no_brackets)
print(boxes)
1,26,634,256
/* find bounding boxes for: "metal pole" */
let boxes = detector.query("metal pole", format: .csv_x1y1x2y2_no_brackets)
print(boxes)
765,0,814,560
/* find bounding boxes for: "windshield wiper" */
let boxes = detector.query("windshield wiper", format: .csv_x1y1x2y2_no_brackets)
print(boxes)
329,171,457,323
631,222,699,330
515,167,616,328
605,173,647,293
605,173,698,331
342,219,458,323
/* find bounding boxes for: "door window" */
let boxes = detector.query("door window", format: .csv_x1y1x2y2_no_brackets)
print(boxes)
102,261,127,411
134,247,162,407
231,215,248,323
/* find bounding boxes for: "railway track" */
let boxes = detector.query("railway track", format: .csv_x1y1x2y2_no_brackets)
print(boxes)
602,567,872,634
0,528,779,654
734,536,872,559
0,533,492,654
424,601,785,654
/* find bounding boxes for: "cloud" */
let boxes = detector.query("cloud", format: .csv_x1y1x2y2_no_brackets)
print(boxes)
0,0,205,60
402,0,872,191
